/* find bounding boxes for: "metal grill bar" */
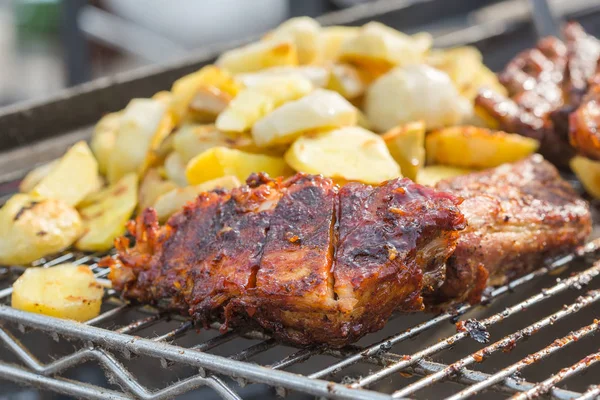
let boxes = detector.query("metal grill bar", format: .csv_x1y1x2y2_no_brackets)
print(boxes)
391,290,600,397
0,363,130,400
576,385,600,400
308,241,600,381
510,351,600,400
0,306,392,400
3,240,599,399
349,260,600,389
447,320,600,400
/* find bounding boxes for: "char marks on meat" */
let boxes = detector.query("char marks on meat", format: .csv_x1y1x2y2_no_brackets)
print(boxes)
107,173,465,347
430,155,591,306
475,22,600,167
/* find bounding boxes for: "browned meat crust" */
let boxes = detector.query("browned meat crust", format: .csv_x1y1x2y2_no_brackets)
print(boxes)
474,22,600,167
430,155,592,306
105,173,465,347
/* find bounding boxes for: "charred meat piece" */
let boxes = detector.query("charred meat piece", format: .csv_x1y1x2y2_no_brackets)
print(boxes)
430,155,591,306
569,77,600,160
106,173,465,347
475,22,600,167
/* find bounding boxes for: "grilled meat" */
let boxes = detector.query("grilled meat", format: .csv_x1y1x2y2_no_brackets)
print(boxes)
106,173,465,347
475,22,600,167
569,76,600,160
430,155,592,306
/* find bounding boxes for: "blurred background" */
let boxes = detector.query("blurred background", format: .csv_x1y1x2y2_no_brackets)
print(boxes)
3,0,599,108
0,0,381,107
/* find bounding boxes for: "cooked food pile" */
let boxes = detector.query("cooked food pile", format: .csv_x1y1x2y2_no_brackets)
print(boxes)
2,17,599,341
106,174,466,346
105,156,590,346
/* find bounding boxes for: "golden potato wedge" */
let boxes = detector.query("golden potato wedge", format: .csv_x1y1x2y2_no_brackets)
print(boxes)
216,76,313,133
216,39,298,74
425,126,540,169
416,165,475,187
284,126,400,184
339,22,432,80
570,156,600,198
107,98,172,184
0,195,82,265
381,121,426,181
173,124,255,163
266,17,322,65
91,112,121,175
186,147,291,185
321,26,359,62
138,169,178,212
19,160,59,193
236,65,330,88
427,47,507,101
326,63,366,100
252,89,358,147
164,152,189,187
75,173,137,252
30,141,100,206
154,176,241,222
365,64,471,132
171,65,242,124
12,264,103,321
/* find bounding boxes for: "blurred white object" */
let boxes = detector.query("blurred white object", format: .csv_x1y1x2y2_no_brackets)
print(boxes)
103,0,289,48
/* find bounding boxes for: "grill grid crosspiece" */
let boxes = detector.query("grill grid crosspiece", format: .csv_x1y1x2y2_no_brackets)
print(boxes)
1,239,600,399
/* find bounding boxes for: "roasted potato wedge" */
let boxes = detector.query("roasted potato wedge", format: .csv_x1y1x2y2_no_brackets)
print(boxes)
416,165,475,186
173,124,255,163
138,169,178,212
326,64,366,100
19,160,59,193
0,194,82,265
12,263,103,321
236,65,329,88
266,17,321,65
570,156,600,198
91,112,121,175
75,173,138,252
339,22,432,80
186,147,291,185
154,176,241,222
365,64,471,132
381,121,426,181
30,141,100,207
107,98,173,184
163,152,189,187
321,26,359,62
216,76,313,133
171,66,242,124
216,39,298,74
252,89,358,147
425,126,540,169
426,47,507,101
285,126,400,184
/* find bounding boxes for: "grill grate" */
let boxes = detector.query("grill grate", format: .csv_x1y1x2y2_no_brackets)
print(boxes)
1,238,600,399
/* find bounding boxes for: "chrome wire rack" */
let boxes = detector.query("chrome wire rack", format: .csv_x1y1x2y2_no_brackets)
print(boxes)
1,236,600,399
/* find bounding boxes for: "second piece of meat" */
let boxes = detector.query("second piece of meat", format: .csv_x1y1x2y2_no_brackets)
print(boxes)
430,154,592,306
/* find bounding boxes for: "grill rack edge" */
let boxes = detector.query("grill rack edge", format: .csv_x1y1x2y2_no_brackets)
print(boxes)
1,240,599,399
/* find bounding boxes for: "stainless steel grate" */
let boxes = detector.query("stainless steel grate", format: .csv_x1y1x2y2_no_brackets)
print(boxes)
1,237,600,399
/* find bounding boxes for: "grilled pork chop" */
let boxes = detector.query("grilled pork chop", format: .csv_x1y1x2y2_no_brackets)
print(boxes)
430,155,592,306
106,173,465,347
